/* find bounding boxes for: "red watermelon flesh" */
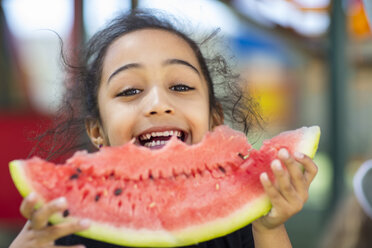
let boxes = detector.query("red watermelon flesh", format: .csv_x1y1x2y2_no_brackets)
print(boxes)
9,125,321,247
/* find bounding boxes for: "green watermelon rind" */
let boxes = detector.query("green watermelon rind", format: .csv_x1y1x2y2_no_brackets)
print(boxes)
296,126,321,159
10,160,30,198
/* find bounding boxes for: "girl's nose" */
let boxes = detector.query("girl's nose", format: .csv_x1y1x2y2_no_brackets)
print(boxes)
144,87,174,117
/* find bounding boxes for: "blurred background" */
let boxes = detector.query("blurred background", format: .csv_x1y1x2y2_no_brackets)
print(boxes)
0,0,371,247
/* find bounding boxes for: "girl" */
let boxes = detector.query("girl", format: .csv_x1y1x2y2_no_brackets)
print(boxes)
9,9,318,248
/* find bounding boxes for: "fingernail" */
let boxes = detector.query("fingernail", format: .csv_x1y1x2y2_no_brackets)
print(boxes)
28,192,36,200
80,219,91,228
271,159,282,170
278,148,289,159
260,172,269,181
294,152,304,159
55,197,67,207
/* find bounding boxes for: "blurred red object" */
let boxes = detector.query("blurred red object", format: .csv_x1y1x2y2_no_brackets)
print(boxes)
0,111,51,224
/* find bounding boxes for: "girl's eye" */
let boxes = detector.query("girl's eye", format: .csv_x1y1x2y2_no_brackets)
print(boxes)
170,84,195,92
116,88,142,97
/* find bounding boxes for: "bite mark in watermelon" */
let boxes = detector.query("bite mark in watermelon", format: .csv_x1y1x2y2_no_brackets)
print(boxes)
9,125,321,247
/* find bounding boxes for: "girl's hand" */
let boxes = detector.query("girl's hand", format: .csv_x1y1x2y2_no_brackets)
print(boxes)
253,148,318,231
9,193,90,248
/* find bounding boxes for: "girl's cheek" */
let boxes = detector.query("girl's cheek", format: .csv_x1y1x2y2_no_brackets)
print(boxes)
103,113,132,146
191,120,210,144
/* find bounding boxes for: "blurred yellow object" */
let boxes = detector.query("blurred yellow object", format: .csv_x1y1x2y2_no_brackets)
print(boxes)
246,82,296,126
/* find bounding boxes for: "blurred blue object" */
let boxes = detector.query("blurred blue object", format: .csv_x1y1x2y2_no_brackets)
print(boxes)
353,159,372,219
363,0,372,26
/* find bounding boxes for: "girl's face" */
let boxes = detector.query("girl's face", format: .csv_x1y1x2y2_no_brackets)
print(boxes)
87,29,216,149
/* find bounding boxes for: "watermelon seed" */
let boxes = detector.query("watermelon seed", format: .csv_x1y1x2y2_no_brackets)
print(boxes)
218,166,226,173
63,209,70,217
95,194,101,202
114,188,123,196
76,168,82,173
238,153,245,159
110,171,115,178
149,202,156,208
69,173,79,180
148,170,154,180
216,183,220,190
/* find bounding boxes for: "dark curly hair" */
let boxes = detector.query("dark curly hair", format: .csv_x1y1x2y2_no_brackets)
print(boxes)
31,9,262,161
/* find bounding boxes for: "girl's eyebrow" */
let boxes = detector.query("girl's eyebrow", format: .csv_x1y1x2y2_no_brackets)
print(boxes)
107,59,201,84
163,59,201,77
108,63,142,83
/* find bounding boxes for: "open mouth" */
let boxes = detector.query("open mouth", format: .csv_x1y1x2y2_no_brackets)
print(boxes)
137,130,187,149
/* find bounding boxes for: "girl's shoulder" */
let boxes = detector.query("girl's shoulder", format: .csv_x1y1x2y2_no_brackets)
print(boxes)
55,224,254,248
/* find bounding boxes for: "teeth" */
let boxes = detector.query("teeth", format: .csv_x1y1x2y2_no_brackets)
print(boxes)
144,140,169,147
139,130,183,141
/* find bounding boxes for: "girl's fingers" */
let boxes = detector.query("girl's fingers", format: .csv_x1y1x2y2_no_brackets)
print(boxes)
293,152,318,187
30,197,67,230
17,194,89,247
259,172,287,209
270,159,299,203
39,219,91,242
277,149,307,195
20,192,38,219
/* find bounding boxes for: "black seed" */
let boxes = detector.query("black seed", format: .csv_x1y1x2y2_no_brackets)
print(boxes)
238,153,245,159
218,166,226,173
69,173,79,180
76,168,82,173
63,209,69,217
95,194,101,202
149,174,154,180
114,188,122,196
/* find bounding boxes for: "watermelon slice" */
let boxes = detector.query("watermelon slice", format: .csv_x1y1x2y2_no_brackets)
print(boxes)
9,125,320,247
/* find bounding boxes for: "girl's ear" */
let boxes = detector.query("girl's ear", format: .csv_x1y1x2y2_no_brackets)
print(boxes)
85,118,105,148
210,101,224,129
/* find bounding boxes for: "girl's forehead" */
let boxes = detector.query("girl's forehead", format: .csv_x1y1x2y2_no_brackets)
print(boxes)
103,29,200,65
99,29,204,85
